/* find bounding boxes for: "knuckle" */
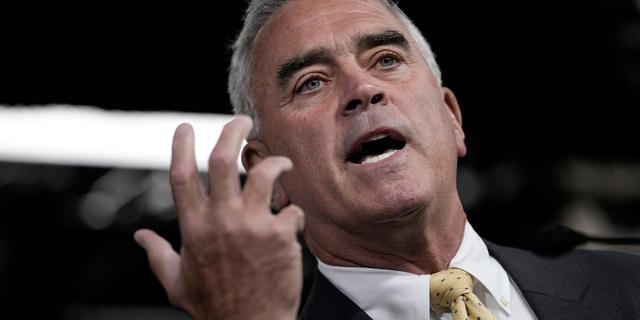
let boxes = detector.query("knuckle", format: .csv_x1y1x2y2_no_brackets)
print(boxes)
272,228,290,243
232,218,277,243
237,220,260,238
283,205,304,221
288,204,304,216
181,211,236,247
269,220,294,242
247,165,273,182
216,218,238,239
208,151,236,169
280,205,305,230
170,165,196,185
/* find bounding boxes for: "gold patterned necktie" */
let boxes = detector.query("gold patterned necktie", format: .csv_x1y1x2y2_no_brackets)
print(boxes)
429,268,498,320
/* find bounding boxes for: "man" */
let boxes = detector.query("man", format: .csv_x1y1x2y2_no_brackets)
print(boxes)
134,0,640,319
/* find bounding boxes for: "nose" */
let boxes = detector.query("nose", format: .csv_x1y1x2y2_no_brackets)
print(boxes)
340,71,388,117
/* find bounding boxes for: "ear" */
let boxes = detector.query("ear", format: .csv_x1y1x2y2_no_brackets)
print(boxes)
241,140,291,211
440,87,467,157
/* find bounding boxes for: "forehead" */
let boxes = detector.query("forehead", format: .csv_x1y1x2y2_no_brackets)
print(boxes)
267,0,398,32
252,0,410,74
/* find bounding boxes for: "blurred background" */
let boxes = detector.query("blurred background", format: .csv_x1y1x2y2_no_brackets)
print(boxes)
1,0,640,318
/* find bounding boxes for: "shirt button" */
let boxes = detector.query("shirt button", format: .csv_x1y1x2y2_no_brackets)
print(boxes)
500,296,509,306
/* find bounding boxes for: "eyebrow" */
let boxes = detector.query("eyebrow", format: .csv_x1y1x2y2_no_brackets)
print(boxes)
354,30,410,53
275,30,410,91
277,47,332,90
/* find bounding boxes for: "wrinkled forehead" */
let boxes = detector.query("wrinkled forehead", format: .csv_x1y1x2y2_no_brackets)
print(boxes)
264,0,396,32
252,0,409,70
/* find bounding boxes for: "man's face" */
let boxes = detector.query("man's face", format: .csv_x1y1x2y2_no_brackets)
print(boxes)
247,0,465,231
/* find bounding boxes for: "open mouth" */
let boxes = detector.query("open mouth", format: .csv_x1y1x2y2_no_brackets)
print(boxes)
347,133,406,165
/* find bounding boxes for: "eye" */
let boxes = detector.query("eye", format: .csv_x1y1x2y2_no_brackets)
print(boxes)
296,74,325,94
379,56,395,67
373,52,402,69
305,78,321,91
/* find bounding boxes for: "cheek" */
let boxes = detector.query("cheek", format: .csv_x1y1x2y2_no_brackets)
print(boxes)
393,68,438,112
268,108,335,164
274,120,336,210
397,87,440,129
396,88,457,160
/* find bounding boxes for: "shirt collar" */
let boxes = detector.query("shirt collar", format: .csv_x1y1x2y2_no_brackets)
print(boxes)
318,220,512,319
318,256,431,319
448,220,512,314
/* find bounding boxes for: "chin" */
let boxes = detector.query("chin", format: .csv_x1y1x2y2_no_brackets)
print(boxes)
352,186,431,224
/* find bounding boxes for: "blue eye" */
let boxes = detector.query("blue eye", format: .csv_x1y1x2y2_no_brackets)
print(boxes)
379,56,395,67
304,78,321,91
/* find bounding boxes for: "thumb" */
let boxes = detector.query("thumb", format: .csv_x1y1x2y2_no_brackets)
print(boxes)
134,229,182,292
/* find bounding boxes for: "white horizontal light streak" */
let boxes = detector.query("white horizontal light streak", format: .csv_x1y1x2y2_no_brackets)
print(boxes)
0,105,246,173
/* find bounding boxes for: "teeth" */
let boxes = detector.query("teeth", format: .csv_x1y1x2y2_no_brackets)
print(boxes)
360,149,397,164
364,134,387,143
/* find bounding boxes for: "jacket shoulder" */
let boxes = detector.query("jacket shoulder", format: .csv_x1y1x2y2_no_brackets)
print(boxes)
486,240,640,319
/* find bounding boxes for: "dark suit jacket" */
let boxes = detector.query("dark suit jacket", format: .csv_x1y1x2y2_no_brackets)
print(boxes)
299,241,640,320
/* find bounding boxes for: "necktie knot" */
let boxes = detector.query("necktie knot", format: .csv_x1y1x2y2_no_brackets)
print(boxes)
429,268,498,320
429,268,474,306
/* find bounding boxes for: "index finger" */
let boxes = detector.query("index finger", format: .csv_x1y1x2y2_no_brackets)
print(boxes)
207,115,253,203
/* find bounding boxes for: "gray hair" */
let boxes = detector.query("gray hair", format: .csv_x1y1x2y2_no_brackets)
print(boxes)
228,0,442,140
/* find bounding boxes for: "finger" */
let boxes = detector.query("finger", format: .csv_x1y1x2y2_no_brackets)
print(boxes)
170,123,206,214
276,204,305,233
207,115,253,202
134,229,182,293
242,156,293,211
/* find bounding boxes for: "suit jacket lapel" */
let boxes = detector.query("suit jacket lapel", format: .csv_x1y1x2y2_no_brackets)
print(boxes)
485,240,620,320
298,269,373,320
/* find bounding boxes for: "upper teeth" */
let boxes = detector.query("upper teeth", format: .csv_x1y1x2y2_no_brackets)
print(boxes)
364,134,387,143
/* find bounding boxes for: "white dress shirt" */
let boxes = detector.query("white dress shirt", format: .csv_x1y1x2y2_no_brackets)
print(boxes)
318,220,538,320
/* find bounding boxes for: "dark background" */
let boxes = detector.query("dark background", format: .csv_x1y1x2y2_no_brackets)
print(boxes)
1,0,640,318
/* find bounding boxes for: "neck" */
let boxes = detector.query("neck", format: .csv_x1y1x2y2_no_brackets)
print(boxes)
304,197,467,275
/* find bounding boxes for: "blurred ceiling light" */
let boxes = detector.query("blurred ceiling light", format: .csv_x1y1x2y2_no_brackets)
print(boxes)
0,105,245,173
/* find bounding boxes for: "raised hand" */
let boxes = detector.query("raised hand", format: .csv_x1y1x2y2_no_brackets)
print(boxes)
134,116,304,320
